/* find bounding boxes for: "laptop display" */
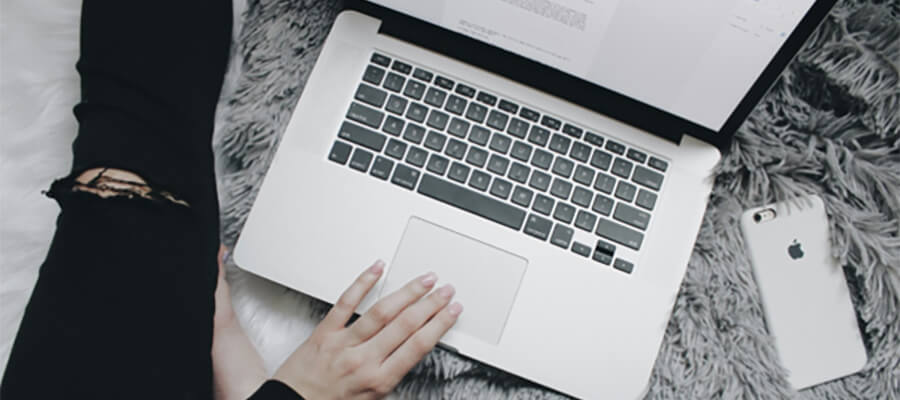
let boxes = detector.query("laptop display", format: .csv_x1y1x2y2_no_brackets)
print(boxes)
368,0,815,131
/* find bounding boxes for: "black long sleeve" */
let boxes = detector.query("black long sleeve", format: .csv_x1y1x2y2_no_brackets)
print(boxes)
1,1,300,398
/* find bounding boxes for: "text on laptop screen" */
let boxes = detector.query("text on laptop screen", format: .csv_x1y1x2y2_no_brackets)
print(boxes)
369,0,815,131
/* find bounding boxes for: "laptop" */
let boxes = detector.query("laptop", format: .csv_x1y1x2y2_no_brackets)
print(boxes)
234,0,837,398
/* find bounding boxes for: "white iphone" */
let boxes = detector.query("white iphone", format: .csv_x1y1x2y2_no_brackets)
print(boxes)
740,194,867,390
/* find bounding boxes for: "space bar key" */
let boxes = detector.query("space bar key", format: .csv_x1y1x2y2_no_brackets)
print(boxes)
418,174,526,231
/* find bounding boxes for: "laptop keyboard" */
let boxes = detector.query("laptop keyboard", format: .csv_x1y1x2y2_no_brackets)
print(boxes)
328,52,669,275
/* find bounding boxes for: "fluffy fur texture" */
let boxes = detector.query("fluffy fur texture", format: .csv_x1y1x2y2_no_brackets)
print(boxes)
2,0,898,399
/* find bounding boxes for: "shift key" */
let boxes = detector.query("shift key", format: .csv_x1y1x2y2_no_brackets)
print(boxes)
339,121,386,152
596,219,643,250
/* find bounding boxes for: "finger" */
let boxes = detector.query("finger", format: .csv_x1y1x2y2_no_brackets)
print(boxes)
319,260,385,332
367,284,455,360
347,272,438,345
382,302,462,378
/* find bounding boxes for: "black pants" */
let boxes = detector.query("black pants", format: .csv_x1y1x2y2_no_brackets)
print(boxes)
2,1,297,398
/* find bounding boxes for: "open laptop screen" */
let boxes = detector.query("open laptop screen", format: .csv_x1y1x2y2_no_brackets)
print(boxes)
368,0,815,132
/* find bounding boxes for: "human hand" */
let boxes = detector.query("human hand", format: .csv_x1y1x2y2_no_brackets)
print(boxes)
272,261,462,399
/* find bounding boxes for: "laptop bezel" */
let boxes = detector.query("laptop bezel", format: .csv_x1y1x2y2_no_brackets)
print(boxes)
344,0,838,152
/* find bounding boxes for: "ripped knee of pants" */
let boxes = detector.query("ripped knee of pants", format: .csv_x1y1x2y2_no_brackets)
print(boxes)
46,168,190,208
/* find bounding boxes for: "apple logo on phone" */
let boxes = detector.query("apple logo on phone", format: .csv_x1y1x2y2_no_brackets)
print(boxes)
788,239,804,260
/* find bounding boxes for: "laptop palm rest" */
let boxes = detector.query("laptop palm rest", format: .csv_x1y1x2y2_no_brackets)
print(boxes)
379,217,527,345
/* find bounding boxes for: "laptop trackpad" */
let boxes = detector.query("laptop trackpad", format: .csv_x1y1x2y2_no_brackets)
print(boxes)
379,217,527,345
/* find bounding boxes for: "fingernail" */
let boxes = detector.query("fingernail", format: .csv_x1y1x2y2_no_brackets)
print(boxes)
448,302,463,316
438,284,455,298
420,272,437,287
369,260,385,275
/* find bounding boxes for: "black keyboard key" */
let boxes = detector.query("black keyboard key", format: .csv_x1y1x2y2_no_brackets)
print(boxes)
477,91,497,106
572,242,592,257
355,83,387,107
469,126,491,146
391,164,421,190
574,210,598,232
573,165,596,186
584,132,604,147
349,148,374,172
427,154,450,175
532,194,554,215
508,162,531,184
541,115,561,130
469,170,491,191
507,118,530,139
402,124,426,144
611,157,634,179
592,194,614,215
592,249,613,265
391,60,412,74
562,124,583,138
636,189,657,211
347,103,385,129
487,110,509,131
384,72,406,92
489,133,512,154
593,172,616,194
385,95,408,115
413,68,433,82
328,141,352,164
529,170,551,192
420,175,528,229
363,65,386,85
613,258,634,274
490,178,513,200
435,76,454,90
406,146,428,167
370,156,394,180
339,121,386,151
445,139,467,160
552,158,574,178
550,178,573,200
553,203,575,224
632,166,664,190
596,219,644,250
649,157,668,172
605,140,626,155
487,154,510,175
465,147,488,167
520,107,540,122
498,99,519,114
403,80,426,100
549,134,571,155
627,149,647,163
427,110,450,131
615,181,637,202
531,149,553,170
385,138,407,160
512,186,534,207
406,103,428,123
448,162,471,183
425,130,447,152
614,203,651,230
445,95,468,115
383,116,404,136
447,118,470,138
528,126,550,146
590,149,613,170
572,187,592,208
465,103,488,123
455,83,476,98
371,53,391,67
511,141,533,162
424,87,447,108
595,240,616,256
524,214,552,241
550,224,574,249
570,142,591,163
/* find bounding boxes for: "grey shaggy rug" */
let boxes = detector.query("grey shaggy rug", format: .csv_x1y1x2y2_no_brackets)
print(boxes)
212,0,900,398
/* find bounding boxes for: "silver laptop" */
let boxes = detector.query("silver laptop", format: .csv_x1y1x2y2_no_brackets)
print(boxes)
234,1,836,397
